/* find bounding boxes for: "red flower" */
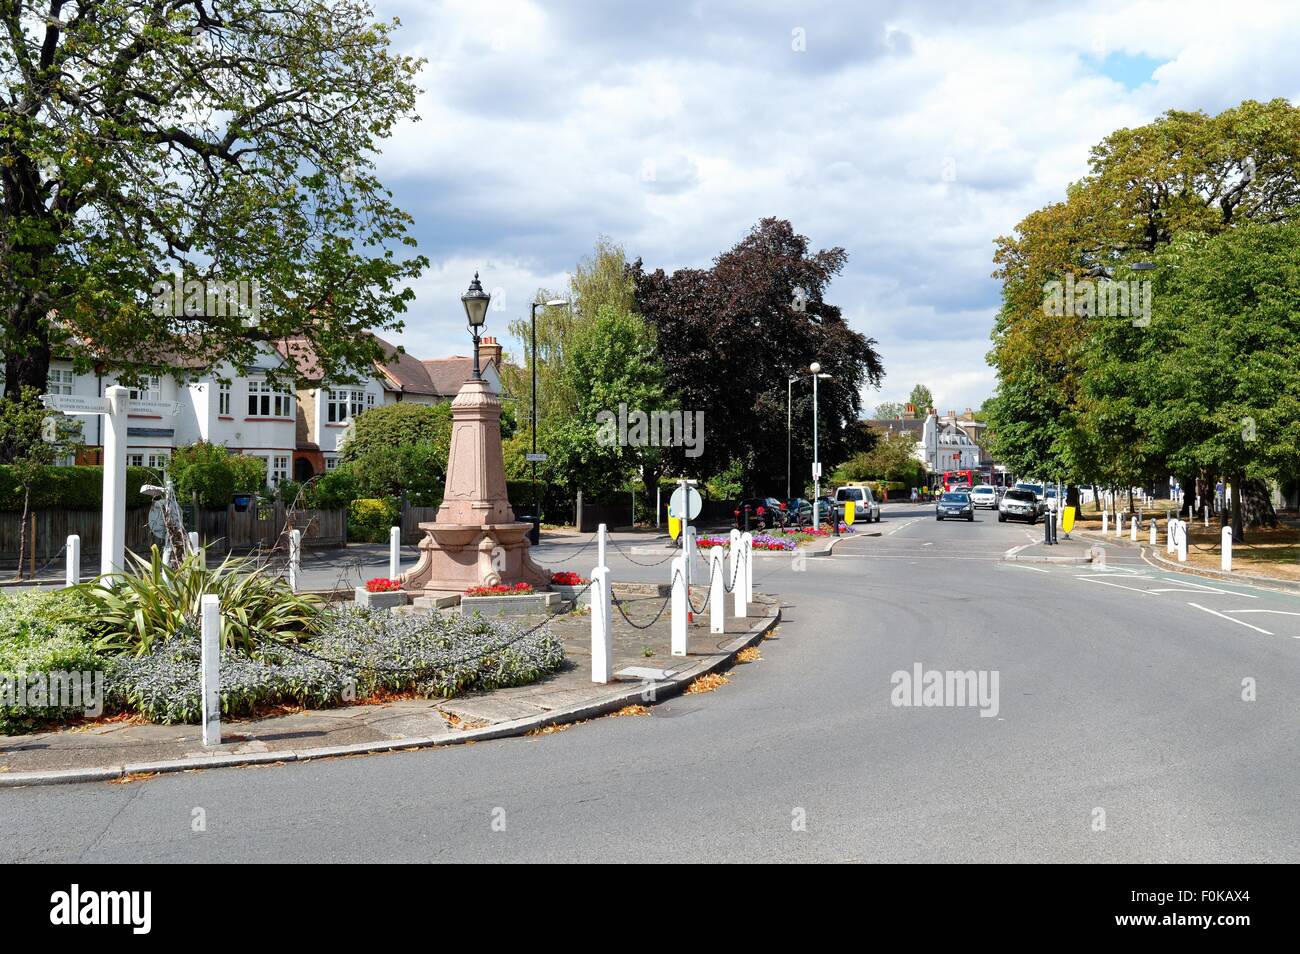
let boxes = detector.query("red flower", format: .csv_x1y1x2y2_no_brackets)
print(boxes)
550,571,589,586
465,582,536,597
366,578,401,593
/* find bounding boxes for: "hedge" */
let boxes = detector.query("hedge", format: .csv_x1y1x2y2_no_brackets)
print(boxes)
0,465,156,511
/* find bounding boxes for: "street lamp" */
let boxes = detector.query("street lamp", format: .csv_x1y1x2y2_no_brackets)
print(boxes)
461,272,490,379
528,297,568,545
807,362,833,518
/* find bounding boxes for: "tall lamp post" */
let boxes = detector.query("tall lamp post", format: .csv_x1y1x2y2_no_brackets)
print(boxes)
461,273,490,377
807,363,832,515
528,298,568,545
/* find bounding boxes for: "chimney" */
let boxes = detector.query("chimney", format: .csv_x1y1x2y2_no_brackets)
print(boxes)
479,335,502,369
964,407,973,417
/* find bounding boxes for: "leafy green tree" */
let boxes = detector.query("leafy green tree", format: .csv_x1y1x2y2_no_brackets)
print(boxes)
833,430,924,485
339,402,452,504
874,401,906,419
908,385,934,415
0,0,426,396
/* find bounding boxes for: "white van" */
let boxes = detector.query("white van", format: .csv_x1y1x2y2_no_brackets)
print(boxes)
834,485,881,523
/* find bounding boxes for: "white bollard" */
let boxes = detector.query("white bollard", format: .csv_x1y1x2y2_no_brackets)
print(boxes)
597,522,607,569
670,556,687,657
1130,515,1138,541
590,565,612,682
65,534,80,587
1149,519,1157,546
288,528,301,592
389,525,401,579
1203,505,1209,528
709,545,726,635
201,594,221,747
188,530,199,552
1166,520,1175,554
1102,512,1108,534
742,531,754,607
1116,513,1124,537
1177,521,1188,562
730,529,745,618
1221,526,1232,572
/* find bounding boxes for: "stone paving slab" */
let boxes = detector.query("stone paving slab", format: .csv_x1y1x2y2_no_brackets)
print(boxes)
0,586,779,785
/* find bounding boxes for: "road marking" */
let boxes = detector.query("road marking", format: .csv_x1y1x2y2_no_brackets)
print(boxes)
1156,577,1257,598
1075,577,1158,595
1187,602,1273,635
1000,562,1049,573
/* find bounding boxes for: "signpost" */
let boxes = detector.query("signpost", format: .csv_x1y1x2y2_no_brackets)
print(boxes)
41,387,180,575
668,480,702,589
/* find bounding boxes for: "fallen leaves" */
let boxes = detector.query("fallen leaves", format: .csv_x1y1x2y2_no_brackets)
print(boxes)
685,673,729,694
736,646,762,664
610,705,649,717
109,771,158,785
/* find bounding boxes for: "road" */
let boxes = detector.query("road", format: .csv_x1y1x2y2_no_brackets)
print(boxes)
4,504,1299,862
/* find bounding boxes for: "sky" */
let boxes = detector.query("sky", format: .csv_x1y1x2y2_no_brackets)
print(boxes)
366,0,1300,417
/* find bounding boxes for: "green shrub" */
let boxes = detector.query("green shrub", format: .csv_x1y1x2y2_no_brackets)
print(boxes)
77,547,322,656
170,442,236,508
0,465,156,511
348,497,399,542
305,468,358,511
228,454,266,492
0,590,103,734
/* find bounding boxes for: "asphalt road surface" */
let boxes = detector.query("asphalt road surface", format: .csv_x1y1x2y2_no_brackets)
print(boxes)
4,504,1299,862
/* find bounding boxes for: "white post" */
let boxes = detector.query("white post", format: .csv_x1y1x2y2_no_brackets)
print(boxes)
100,385,129,576
1116,513,1123,537
1130,515,1138,541
187,530,199,554
201,594,221,747
388,525,401,579
65,534,80,587
655,484,661,529
1102,511,1109,534
1221,526,1232,572
1177,520,1188,562
597,521,607,569
730,529,745,618
684,526,695,592
288,528,302,593
1149,519,1157,547
742,531,754,607
709,545,725,635
1166,519,1176,554
590,565,612,683
670,556,687,657
1203,505,1209,528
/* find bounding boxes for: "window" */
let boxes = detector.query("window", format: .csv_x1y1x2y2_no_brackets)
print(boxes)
327,388,373,423
218,382,231,416
49,368,75,395
248,379,292,418
127,454,144,468
128,376,160,401
267,455,290,485
325,456,339,471
148,452,170,470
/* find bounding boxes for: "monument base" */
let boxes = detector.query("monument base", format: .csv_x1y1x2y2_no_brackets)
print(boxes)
400,521,550,597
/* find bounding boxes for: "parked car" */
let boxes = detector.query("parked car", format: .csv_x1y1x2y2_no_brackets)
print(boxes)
998,488,1040,524
812,496,839,526
785,497,813,526
834,484,882,523
1013,482,1047,513
935,490,974,521
969,484,999,509
734,497,788,531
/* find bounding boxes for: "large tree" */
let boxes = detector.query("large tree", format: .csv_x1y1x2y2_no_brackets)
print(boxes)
0,0,425,396
632,217,883,492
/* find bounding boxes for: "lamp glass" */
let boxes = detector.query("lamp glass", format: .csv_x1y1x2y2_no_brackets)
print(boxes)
462,272,490,328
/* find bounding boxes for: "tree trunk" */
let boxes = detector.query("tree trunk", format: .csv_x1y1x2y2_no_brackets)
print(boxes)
1127,486,1134,514
14,484,30,581
1230,474,1245,543
1179,475,1196,517
1239,478,1278,530
1066,485,1081,511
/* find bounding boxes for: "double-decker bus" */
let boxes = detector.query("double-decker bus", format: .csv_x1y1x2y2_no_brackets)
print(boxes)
943,469,976,491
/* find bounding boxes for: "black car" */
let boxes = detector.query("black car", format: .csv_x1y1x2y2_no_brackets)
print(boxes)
734,497,788,531
936,491,975,521
785,497,813,526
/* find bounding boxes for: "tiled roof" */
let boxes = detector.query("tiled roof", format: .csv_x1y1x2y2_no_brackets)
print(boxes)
274,334,495,397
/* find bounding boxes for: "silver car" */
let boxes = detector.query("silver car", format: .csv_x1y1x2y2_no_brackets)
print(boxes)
834,485,881,523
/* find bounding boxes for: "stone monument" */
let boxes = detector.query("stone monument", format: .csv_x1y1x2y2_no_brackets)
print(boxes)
400,274,549,597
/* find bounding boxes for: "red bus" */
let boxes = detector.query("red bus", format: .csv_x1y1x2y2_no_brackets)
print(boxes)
943,469,975,491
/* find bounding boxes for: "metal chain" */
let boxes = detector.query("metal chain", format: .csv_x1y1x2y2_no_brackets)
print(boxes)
610,537,679,567
529,532,599,565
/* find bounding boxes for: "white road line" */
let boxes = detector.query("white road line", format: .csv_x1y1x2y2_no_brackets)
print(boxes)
1226,609,1300,616
1000,562,1049,573
1156,577,1257,598
1075,577,1159,595
1187,602,1273,635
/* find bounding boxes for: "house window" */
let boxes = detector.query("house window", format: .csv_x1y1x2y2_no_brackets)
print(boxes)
325,456,339,471
128,376,160,401
248,379,292,418
218,382,231,415
148,452,170,470
49,368,75,395
267,455,290,485
326,388,373,423
127,454,144,468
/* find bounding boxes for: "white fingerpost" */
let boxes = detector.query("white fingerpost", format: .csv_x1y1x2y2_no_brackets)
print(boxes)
709,545,726,635
65,534,80,587
670,556,687,656
1130,515,1138,541
684,526,696,591
597,522,607,568
590,565,612,683
742,531,754,606
1102,511,1109,534
288,528,302,592
100,385,129,576
200,594,221,747
1221,526,1232,572
1177,521,1188,562
1149,520,1157,546
389,525,401,578
730,529,745,617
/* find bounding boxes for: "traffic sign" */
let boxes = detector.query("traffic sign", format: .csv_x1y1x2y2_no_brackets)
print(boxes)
668,485,702,520
844,501,856,525
41,394,110,415
812,461,822,480
525,453,548,463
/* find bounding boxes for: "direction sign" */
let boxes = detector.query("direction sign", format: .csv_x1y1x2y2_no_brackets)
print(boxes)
126,399,181,416
668,485,702,520
41,394,110,415
525,453,548,463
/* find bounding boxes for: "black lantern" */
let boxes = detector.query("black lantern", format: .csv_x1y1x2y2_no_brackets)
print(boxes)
461,272,490,380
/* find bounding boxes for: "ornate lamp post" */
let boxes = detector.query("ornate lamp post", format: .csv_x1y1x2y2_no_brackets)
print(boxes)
461,272,490,379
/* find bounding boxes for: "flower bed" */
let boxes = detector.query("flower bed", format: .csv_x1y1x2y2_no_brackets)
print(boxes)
365,577,402,593
696,533,797,551
465,582,535,597
550,571,589,586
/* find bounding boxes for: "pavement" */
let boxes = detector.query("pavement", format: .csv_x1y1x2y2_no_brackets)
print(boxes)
3,503,1300,862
